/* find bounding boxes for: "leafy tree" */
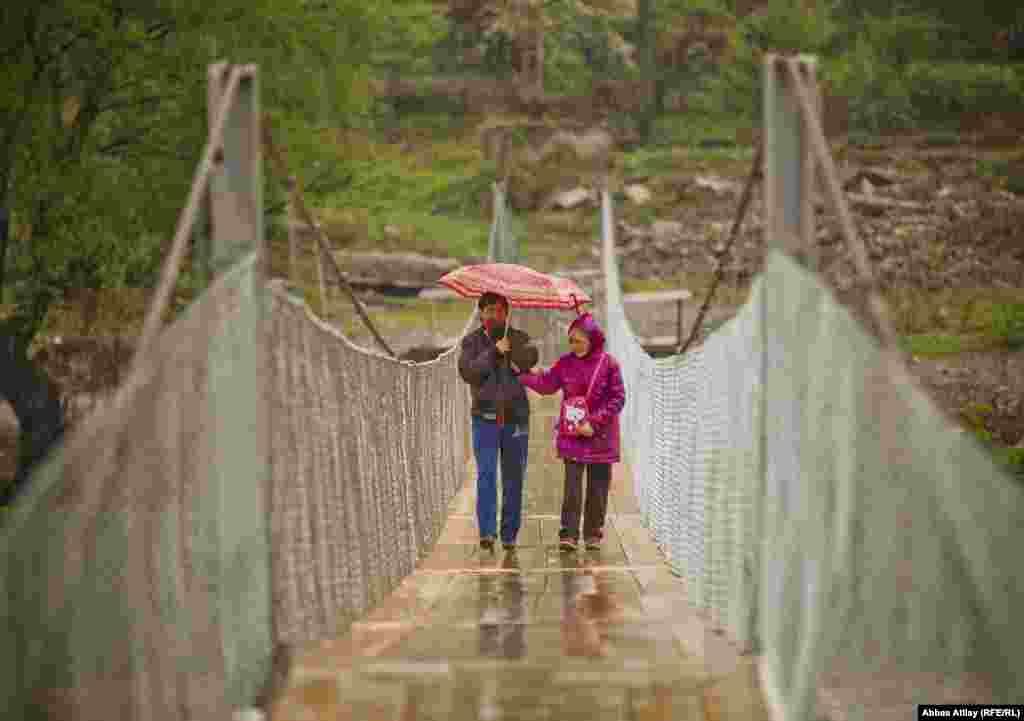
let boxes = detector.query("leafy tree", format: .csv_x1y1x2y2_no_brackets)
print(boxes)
0,0,374,501
832,1,1023,60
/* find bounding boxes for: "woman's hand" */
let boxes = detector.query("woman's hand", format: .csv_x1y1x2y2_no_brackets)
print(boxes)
577,421,594,437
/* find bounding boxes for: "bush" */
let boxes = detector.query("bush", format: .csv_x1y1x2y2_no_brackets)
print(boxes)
904,62,1024,121
978,158,1024,196
900,333,966,358
960,402,995,445
826,33,917,133
990,303,1024,350
706,0,839,123
1001,447,1024,478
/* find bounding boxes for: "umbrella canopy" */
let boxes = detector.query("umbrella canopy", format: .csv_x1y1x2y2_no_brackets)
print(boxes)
437,263,592,311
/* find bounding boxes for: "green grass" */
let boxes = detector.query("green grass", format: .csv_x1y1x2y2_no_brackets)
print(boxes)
364,210,490,259
900,333,968,358
329,295,473,341
887,288,1024,338
621,145,755,177
621,273,750,307
622,277,675,293
649,110,753,149
621,148,680,177
994,446,1024,477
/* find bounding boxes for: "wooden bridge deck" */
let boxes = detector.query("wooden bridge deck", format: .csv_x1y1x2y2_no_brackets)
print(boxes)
270,397,771,721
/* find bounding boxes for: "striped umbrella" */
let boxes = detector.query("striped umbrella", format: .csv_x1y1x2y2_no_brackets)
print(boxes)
438,263,592,340
438,263,592,311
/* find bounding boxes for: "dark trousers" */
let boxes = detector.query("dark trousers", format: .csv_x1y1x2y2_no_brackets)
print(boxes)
560,461,611,541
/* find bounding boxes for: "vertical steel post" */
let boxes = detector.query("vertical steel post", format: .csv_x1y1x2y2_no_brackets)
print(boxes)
208,64,264,277
758,53,823,721
763,54,815,262
799,59,821,271
204,63,272,709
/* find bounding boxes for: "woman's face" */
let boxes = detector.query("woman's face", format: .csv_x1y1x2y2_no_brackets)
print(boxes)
568,328,591,358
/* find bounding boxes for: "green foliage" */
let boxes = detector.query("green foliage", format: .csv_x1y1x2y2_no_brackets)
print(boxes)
0,0,375,346
900,333,966,358
370,1,448,76
960,402,995,445
834,1,1023,61
543,0,633,94
324,148,495,259
998,447,1024,478
649,113,753,149
822,10,1024,132
826,31,917,133
831,9,950,65
703,1,1023,134
622,148,679,176
990,303,1024,349
978,158,1024,196
822,10,948,132
904,62,1024,120
708,0,839,121
367,210,489,259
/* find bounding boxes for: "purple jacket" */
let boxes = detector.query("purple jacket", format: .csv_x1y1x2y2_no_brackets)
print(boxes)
518,314,626,464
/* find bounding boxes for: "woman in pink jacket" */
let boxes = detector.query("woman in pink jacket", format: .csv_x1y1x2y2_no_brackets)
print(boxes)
518,313,626,551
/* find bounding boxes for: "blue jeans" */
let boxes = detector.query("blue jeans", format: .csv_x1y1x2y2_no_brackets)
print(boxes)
472,415,529,544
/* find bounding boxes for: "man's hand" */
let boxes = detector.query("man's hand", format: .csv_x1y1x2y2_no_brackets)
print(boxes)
495,337,511,355
578,421,594,437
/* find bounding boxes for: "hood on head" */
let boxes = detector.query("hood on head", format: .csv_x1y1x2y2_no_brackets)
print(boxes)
568,313,605,356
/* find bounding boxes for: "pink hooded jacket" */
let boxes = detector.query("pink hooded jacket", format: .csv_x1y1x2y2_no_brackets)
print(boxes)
517,313,626,464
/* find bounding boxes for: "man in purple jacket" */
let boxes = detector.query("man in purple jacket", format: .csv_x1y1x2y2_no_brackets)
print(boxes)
517,313,626,551
458,293,539,552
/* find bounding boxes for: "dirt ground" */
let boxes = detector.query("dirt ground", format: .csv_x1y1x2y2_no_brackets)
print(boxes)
608,138,1024,449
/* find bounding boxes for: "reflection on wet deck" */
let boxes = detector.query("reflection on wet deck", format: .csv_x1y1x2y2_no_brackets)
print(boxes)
272,398,769,721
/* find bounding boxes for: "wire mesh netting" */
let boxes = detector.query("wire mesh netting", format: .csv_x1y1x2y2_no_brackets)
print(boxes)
600,188,1024,721
0,179,569,720
267,282,477,645
1,254,268,720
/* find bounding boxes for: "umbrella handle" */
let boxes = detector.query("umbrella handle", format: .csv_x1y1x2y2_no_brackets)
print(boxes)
504,304,513,339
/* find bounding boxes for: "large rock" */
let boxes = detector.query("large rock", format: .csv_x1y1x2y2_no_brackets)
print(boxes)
624,184,653,205
334,252,460,288
651,221,685,246
547,187,596,210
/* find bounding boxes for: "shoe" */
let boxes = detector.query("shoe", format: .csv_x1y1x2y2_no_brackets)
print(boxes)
480,536,495,551
559,537,577,552
584,538,601,551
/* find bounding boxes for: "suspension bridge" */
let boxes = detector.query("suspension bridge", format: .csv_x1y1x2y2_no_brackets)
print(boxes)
2,56,1022,721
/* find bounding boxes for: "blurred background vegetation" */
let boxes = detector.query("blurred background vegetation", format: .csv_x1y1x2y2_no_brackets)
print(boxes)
4,0,1024,352
2,0,1024,494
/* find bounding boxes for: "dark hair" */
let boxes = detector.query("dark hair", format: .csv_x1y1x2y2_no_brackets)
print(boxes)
478,292,508,311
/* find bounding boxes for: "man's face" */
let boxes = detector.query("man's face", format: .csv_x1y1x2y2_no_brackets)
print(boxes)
481,302,508,326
